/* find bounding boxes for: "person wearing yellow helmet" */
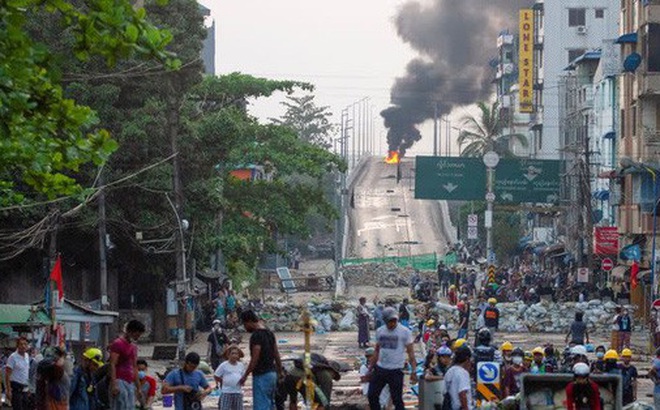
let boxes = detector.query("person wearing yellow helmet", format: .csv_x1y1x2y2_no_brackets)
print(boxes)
523,351,533,371
483,298,500,339
619,348,638,405
530,347,548,374
70,347,105,410
500,341,514,369
452,338,467,351
604,349,621,376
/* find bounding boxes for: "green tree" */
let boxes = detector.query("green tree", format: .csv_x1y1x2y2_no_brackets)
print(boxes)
0,0,176,204
457,101,528,157
270,94,334,149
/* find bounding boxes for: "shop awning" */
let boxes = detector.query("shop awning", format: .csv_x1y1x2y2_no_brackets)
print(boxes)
0,304,50,326
611,265,629,278
603,131,616,139
615,33,638,44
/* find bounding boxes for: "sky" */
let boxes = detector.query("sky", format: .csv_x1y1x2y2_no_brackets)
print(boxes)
201,0,462,157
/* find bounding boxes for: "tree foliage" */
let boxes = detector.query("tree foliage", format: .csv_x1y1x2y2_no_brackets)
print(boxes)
270,94,334,149
457,101,528,158
0,0,176,204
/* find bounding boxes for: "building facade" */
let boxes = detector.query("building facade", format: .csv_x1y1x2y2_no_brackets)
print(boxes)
532,0,620,160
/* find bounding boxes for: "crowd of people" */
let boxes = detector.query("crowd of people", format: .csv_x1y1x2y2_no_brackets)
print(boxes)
355,290,649,410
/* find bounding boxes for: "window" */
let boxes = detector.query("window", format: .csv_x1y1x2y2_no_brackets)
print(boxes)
568,48,586,64
632,105,637,137
595,9,604,19
621,109,626,139
569,8,586,27
649,23,660,72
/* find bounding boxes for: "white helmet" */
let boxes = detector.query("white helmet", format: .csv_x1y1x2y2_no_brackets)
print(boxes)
571,345,587,356
573,362,590,376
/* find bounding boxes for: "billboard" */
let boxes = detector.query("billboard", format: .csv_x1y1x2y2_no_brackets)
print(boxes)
518,9,534,113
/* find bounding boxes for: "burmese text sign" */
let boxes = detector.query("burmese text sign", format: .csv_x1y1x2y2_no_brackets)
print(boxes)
414,156,486,201
494,159,561,204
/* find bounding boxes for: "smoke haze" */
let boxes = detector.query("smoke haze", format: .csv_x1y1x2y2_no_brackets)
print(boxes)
383,0,535,155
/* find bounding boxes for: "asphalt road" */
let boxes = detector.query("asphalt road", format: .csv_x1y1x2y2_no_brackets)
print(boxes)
345,156,451,260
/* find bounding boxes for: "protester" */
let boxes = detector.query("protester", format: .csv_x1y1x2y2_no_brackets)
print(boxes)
4,337,31,410
399,299,411,328
619,349,637,406
616,308,633,352
70,347,104,410
590,345,606,374
565,363,602,410
566,312,589,345
603,350,620,375
162,352,212,410
530,347,550,374
136,359,157,410
357,297,371,348
502,348,526,398
359,348,390,409
543,346,558,373
35,346,70,410
483,298,499,338
611,306,621,352
424,346,452,381
214,345,245,410
207,320,229,370
239,310,283,410
444,345,474,410
456,302,469,339
367,307,417,410
109,319,145,410
500,341,513,370
647,348,660,409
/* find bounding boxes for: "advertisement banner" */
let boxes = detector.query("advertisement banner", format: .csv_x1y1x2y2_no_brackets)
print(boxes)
519,9,534,113
594,226,619,255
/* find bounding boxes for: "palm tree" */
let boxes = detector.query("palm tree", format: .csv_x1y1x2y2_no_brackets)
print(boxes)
457,101,528,157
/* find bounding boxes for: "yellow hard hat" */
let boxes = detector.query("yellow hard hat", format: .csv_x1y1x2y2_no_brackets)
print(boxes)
500,341,513,352
524,351,533,361
621,348,633,357
488,298,497,304
453,338,467,350
449,285,456,289
604,349,619,360
426,319,436,326
532,347,545,356
83,347,104,367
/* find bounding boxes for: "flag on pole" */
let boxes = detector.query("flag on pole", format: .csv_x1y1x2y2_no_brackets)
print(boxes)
631,260,639,289
50,255,64,302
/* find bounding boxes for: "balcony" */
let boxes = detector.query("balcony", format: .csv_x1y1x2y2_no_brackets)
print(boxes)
637,71,660,96
643,3,660,25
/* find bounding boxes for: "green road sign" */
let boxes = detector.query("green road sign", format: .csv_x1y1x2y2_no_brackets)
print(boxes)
494,159,561,204
415,156,486,200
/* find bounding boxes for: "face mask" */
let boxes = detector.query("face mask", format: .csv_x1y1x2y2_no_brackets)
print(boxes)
596,352,604,359
138,371,146,379
513,356,523,365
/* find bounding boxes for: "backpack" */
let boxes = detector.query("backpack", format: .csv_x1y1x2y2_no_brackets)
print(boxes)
93,365,110,409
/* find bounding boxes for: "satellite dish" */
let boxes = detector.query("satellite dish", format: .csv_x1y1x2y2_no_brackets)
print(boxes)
623,52,642,72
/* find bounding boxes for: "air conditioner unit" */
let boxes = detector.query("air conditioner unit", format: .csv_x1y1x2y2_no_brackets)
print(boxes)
576,26,587,35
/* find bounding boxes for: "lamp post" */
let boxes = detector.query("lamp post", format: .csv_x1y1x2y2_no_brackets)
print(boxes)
166,193,189,360
483,151,500,264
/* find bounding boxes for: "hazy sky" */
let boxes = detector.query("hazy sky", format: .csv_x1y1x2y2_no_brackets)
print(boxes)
202,0,453,156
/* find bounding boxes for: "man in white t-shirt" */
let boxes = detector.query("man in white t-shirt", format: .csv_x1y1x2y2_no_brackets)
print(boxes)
444,345,474,410
367,307,417,410
5,337,31,410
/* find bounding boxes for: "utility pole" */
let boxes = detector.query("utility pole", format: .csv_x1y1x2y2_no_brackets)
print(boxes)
97,170,109,346
433,102,438,156
167,93,187,360
483,151,500,264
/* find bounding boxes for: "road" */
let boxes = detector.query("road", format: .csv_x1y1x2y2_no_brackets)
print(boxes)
345,156,453,260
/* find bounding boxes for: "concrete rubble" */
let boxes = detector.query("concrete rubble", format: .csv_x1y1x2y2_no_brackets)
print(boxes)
253,296,634,335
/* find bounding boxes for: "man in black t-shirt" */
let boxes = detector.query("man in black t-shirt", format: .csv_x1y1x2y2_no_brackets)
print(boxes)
239,310,283,410
206,320,229,370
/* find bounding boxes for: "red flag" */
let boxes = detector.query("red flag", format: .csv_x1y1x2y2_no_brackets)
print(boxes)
50,256,64,302
631,261,639,289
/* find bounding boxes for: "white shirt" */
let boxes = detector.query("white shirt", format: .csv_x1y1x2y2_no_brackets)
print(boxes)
375,324,413,370
6,351,30,385
214,361,245,394
445,365,474,410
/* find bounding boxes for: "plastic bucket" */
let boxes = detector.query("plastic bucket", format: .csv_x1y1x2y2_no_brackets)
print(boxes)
162,394,174,408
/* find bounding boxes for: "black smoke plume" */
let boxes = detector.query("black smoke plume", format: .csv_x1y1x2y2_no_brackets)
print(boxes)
383,0,535,155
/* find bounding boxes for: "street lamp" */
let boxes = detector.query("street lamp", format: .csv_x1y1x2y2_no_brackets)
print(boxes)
483,151,500,264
